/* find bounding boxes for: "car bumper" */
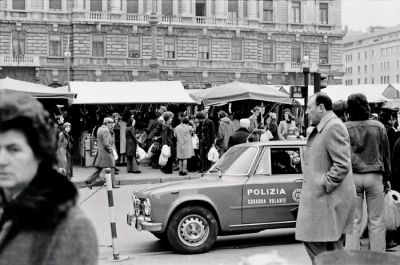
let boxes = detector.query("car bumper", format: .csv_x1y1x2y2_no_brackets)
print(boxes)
127,213,163,232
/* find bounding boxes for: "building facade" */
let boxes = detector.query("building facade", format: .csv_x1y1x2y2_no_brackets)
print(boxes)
0,0,343,88
343,25,400,86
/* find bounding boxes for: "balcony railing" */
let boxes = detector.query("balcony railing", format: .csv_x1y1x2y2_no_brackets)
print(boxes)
159,16,182,24
121,13,149,22
0,55,40,67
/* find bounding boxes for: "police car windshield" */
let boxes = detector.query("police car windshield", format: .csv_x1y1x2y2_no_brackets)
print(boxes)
209,146,258,175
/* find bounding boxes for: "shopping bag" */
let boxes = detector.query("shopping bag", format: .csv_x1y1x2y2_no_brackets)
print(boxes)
207,145,219,162
384,190,400,231
158,153,168,166
136,146,148,162
260,131,273,142
192,134,199,150
161,145,171,158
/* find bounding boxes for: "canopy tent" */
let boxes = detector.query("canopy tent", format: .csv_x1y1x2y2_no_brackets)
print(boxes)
69,81,196,104
0,77,76,99
188,81,294,105
322,84,396,103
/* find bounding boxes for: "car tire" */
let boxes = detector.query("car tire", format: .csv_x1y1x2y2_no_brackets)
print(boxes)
167,206,218,254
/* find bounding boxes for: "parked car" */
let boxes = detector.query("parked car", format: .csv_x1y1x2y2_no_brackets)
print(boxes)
127,140,306,254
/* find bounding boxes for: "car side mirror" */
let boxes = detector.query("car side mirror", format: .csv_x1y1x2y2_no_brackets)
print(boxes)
215,167,222,178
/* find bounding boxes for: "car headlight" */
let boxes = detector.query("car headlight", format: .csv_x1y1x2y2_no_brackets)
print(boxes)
132,195,140,216
143,198,151,216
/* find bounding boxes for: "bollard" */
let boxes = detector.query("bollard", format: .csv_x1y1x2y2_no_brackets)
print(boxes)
104,168,129,262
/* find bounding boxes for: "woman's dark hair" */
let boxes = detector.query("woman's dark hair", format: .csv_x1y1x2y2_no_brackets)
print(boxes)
218,110,228,119
181,117,190,125
0,93,58,170
0,93,78,236
332,100,347,122
314,92,333,111
347,93,370,121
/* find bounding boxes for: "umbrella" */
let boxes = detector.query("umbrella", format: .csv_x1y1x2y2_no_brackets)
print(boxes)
195,81,294,105
0,77,76,99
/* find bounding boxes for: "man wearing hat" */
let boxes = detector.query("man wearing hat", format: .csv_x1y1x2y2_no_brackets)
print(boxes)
85,117,120,189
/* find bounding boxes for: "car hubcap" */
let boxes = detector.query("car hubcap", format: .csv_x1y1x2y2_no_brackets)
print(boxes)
178,214,209,247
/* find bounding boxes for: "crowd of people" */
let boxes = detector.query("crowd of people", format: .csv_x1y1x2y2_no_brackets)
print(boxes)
78,104,306,186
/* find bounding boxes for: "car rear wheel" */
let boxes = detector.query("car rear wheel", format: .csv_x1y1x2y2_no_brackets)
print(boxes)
167,206,218,254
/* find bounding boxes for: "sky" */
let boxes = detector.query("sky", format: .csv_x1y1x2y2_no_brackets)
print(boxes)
342,0,400,32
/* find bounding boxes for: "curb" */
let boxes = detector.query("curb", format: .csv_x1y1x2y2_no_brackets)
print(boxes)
73,174,202,189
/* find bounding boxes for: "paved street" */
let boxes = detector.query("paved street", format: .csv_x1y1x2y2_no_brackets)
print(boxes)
79,185,311,265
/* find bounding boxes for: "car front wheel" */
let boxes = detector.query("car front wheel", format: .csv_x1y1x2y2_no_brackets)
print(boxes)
167,206,218,254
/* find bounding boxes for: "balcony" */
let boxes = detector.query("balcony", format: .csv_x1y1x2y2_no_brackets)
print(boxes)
0,55,40,67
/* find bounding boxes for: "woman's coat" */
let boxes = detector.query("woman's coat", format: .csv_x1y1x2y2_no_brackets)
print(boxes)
174,123,194,159
296,112,356,242
125,126,137,157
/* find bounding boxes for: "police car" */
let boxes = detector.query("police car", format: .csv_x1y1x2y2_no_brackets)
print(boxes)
127,140,306,254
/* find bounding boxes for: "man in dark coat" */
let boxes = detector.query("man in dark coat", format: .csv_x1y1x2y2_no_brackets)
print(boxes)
228,119,255,148
195,111,215,172
126,118,141,173
85,117,119,188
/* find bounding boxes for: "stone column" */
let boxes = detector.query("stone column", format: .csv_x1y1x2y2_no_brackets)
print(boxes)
215,0,225,18
102,0,107,12
138,0,144,14
247,0,257,20
73,0,84,11
111,0,121,13
181,0,191,16
62,0,67,12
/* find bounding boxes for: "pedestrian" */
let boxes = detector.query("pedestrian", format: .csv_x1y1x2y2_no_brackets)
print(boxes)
174,117,194,176
126,117,141,174
161,111,175,174
85,117,120,189
228,118,255,148
278,109,299,139
0,92,98,265
332,100,348,123
57,122,73,179
195,111,215,172
345,93,391,252
215,110,235,156
117,114,127,166
296,92,356,264
248,107,263,141
267,112,279,140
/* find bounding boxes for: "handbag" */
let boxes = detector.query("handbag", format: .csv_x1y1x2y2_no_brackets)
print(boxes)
384,190,400,231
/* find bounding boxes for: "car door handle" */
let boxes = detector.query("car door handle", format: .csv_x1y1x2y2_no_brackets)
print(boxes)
294,179,304,183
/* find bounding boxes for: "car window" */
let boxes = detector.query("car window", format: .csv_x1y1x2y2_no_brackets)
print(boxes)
255,147,302,175
210,146,258,175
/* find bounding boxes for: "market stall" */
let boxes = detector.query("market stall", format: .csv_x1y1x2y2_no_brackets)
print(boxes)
67,81,196,166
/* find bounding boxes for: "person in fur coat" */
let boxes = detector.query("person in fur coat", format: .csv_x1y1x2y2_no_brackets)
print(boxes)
0,93,98,265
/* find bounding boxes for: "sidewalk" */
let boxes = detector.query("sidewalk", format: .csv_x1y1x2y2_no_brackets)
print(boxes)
71,163,202,188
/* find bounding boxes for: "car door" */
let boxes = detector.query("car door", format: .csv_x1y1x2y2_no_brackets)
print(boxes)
241,145,304,224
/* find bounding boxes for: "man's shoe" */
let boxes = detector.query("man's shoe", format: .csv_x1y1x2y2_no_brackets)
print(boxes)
112,185,121,189
132,170,141,174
